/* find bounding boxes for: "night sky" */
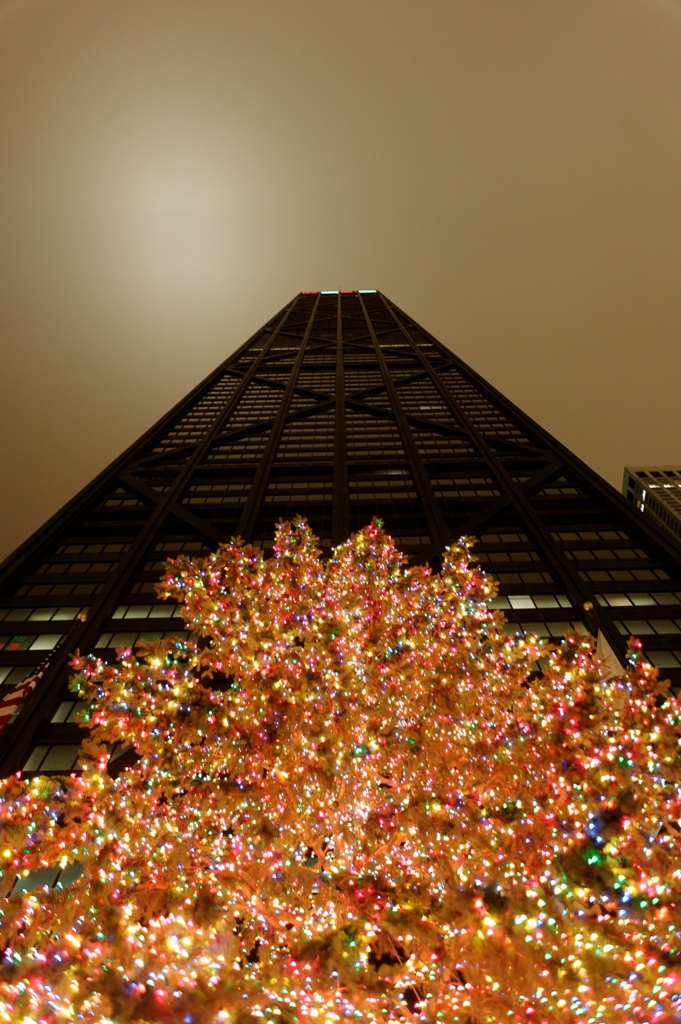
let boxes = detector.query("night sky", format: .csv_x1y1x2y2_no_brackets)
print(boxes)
1,0,680,563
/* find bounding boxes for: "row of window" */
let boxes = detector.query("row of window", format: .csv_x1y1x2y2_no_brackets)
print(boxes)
346,416,402,438
35,561,117,575
153,540,204,555
11,863,83,895
565,547,647,562
296,371,336,388
437,486,500,500
614,619,681,635
579,568,669,583
289,394,329,414
226,400,282,422
331,350,376,363
596,591,681,607
279,445,335,460
228,389,283,411
94,630,177,649
490,594,572,610
348,480,417,497
265,491,332,504
647,487,681,514
438,370,526,440
479,531,530,545
111,605,181,621
23,744,82,772
0,606,85,623
184,495,247,506
552,530,632,542
103,493,146,508
265,480,333,492
645,498,681,525
206,442,270,462
418,433,477,458
436,475,497,489
0,633,63,652
16,582,102,598
398,384,452,420
0,664,37,687
51,699,89,723
482,550,541,564
646,651,681,669
498,621,681,673
153,376,240,451
345,370,383,390
496,572,555,585
511,620,587,639
357,392,392,411
346,443,405,458
390,534,431,547
184,483,251,497
56,542,129,555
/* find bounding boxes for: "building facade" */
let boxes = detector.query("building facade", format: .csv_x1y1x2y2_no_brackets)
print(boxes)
3,290,681,778
623,466,681,547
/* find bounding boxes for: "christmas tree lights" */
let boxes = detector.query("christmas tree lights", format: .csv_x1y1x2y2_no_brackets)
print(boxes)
1,519,681,1023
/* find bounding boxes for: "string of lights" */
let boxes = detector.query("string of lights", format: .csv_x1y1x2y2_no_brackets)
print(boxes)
1,520,681,1023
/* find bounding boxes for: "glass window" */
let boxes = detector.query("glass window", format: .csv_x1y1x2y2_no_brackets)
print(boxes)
624,620,655,634
40,745,82,771
522,622,550,637
648,652,681,669
657,619,680,633
5,608,35,621
533,596,560,609
51,701,89,724
23,745,49,771
51,602,83,618
12,867,59,894
0,665,37,688
0,635,32,650
29,634,63,651
57,862,84,888
28,608,56,621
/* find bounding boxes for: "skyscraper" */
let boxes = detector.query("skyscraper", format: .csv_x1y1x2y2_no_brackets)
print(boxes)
2,289,681,778
623,466,681,546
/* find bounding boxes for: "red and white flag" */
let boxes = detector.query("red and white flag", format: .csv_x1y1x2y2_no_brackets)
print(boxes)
0,648,61,739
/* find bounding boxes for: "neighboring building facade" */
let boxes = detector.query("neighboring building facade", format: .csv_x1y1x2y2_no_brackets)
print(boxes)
623,466,681,547
3,290,681,778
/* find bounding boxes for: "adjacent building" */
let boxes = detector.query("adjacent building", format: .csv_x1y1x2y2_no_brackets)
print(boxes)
3,290,681,778
623,466,681,547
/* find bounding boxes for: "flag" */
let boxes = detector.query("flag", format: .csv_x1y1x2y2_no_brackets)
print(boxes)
0,644,62,739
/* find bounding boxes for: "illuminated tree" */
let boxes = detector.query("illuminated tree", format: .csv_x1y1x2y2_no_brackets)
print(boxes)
1,520,681,1023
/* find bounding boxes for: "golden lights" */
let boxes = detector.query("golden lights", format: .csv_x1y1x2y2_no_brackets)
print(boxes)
1,520,681,1023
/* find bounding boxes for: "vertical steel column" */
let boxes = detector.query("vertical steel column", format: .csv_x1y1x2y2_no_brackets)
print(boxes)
236,293,322,540
357,294,451,553
332,293,350,545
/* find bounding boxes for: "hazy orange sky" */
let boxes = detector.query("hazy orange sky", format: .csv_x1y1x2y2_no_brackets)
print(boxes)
1,0,680,562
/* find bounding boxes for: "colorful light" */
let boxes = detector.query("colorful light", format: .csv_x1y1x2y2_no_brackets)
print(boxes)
1,520,681,1023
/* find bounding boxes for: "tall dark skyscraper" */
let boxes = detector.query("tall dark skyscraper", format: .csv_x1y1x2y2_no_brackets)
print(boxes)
2,290,681,777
